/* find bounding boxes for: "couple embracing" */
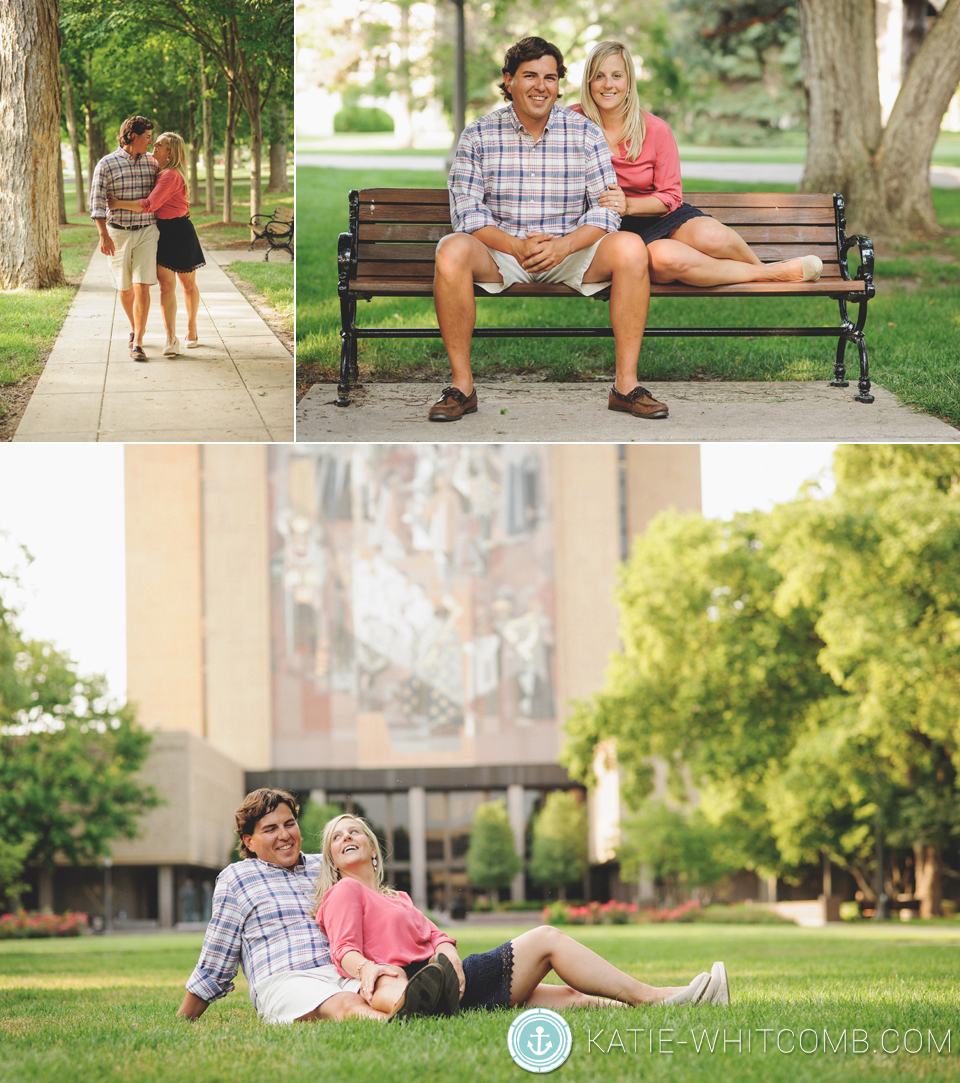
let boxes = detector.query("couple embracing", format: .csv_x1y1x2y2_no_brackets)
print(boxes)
178,788,729,1025
90,115,205,361
428,36,823,423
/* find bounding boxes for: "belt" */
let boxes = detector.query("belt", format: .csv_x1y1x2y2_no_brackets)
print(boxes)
110,223,151,231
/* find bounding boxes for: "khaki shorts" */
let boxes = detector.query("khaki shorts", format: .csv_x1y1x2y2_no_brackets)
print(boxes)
106,223,159,290
476,236,611,296
254,965,361,1025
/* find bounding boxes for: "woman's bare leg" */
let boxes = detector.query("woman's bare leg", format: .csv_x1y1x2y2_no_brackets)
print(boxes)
648,217,817,286
178,270,200,341
526,984,611,1009
508,926,689,1008
157,266,178,345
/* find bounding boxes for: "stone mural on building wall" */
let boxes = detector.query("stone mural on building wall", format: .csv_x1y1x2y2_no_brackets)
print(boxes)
270,445,556,767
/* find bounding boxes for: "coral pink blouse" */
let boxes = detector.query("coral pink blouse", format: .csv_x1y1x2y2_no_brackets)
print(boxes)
568,105,683,213
318,877,456,978
138,169,190,219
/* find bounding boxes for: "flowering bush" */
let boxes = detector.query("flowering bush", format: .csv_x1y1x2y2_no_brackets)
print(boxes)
642,900,702,923
0,910,89,939
542,900,641,925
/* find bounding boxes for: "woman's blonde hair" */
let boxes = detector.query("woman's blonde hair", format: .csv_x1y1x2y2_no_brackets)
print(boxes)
579,40,646,163
155,131,189,186
311,813,397,913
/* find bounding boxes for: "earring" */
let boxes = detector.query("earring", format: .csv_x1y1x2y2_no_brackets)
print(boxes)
372,855,378,870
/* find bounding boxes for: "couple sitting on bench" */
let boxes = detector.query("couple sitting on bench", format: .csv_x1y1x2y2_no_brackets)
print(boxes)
430,35,823,422
178,788,729,1024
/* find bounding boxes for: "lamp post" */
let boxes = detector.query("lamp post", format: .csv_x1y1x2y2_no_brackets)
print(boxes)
446,0,466,169
103,857,113,934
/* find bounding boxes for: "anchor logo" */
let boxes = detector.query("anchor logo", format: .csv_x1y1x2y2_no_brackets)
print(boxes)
507,1008,573,1073
527,1026,552,1057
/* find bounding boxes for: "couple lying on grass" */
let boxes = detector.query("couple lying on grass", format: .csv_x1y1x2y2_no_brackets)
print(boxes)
178,789,729,1025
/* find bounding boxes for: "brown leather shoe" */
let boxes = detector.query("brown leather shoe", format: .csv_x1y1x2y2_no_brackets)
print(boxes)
428,385,477,421
608,384,668,418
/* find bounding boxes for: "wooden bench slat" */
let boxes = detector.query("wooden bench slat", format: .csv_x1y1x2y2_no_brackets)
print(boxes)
356,241,841,264
357,222,839,244
357,203,836,226
685,192,835,208
357,259,844,280
349,276,867,297
360,223,453,242
358,187,449,203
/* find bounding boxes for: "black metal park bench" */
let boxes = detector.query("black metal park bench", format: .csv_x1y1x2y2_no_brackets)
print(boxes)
249,205,294,260
336,188,875,407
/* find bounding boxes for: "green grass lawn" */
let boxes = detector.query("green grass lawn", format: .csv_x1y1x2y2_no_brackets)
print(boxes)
295,167,960,425
227,260,294,329
1,923,957,1083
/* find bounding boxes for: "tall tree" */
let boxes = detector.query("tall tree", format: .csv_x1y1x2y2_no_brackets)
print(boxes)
797,0,960,240
528,791,588,900
466,800,521,896
0,0,66,289
61,61,86,214
0,602,158,872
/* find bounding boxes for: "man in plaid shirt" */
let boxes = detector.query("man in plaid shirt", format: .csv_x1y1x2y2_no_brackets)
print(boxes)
90,116,160,362
429,37,667,422
177,789,383,1023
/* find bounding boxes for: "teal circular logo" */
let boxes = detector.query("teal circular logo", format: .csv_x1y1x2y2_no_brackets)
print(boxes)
507,1008,573,1073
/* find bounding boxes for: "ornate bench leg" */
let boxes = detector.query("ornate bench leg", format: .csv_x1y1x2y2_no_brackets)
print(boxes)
336,298,356,407
854,333,873,403
831,297,850,387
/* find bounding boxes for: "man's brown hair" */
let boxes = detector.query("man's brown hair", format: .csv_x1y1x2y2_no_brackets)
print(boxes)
235,788,300,859
117,115,154,149
498,37,566,101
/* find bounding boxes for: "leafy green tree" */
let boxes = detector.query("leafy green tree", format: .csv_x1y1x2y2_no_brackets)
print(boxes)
0,601,158,874
565,446,960,919
466,800,520,897
297,801,345,855
528,791,588,899
0,835,35,910
617,801,740,903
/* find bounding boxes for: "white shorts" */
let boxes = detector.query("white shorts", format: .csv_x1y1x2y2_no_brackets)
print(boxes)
476,236,611,296
254,965,362,1025
106,223,159,290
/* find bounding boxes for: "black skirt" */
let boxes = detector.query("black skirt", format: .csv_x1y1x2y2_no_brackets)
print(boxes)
156,216,206,274
619,201,707,244
404,940,515,1011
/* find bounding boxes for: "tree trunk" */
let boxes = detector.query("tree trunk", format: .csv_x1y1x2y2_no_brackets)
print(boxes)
266,102,289,192
187,108,199,205
878,0,960,237
201,50,216,213
0,0,65,289
57,156,68,225
797,0,884,228
222,82,240,224
914,843,943,919
245,93,263,225
901,0,929,77
61,62,85,213
799,0,960,241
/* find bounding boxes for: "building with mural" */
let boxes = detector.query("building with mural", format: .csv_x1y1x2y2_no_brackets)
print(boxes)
26,443,702,925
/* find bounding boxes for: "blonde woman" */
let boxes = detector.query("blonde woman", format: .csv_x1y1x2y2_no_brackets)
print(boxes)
108,131,204,356
571,41,823,286
313,813,729,1021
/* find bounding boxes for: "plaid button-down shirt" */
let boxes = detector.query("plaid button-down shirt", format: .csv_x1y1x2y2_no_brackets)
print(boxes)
448,104,620,238
89,147,158,228
185,853,329,1009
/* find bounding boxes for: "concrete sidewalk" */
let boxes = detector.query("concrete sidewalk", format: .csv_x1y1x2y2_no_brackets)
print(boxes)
14,246,293,442
297,378,959,443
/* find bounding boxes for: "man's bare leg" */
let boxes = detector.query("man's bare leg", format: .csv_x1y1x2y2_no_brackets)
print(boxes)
582,232,650,395
132,283,152,347
296,990,388,1022
119,289,136,339
433,232,503,395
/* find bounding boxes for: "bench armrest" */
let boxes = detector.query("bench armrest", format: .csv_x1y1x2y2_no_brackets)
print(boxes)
249,214,271,229
338,231,357,294
839,234,875,297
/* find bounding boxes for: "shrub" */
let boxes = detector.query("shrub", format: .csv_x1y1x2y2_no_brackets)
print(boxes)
333,106,394,133
0,910,89,939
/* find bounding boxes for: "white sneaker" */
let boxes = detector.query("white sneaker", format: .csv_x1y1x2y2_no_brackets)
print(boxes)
702,961,730,1004
663,972,710,1004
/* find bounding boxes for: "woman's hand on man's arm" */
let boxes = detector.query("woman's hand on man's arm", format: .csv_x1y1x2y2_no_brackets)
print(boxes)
341,949,403,1005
